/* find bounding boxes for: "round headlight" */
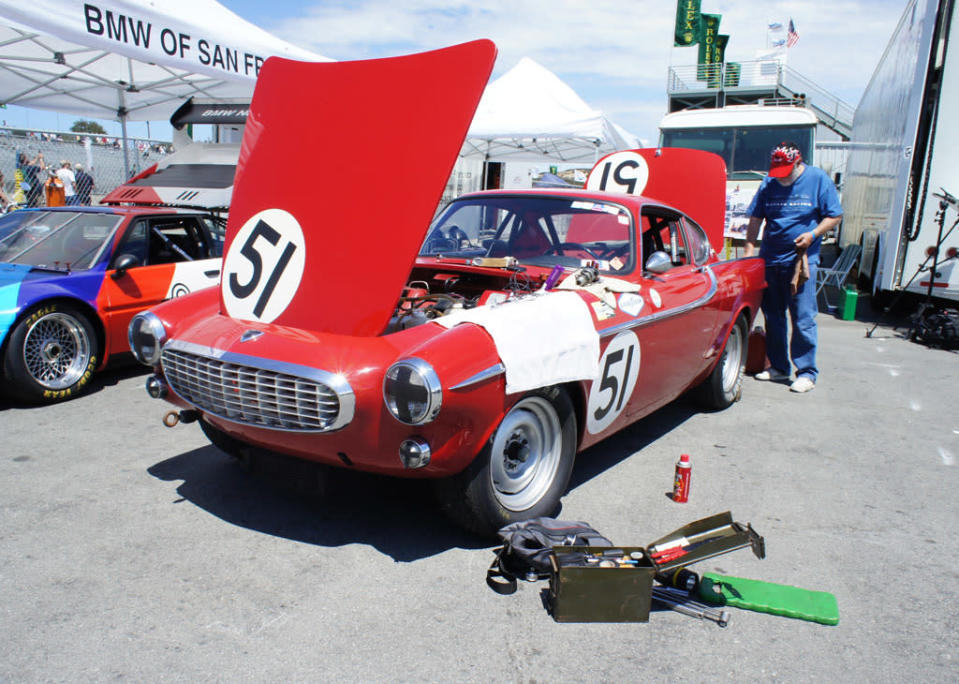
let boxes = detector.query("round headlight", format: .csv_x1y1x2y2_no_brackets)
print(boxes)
128,311,167,366
383,358,442,425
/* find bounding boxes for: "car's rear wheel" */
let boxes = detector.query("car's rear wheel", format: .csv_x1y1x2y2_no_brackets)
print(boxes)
436,386,577,537
3,302,98,403
694,315,747,410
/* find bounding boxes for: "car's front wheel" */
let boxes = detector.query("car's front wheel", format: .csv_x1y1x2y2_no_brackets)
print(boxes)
3,302,98,403
436,386,577,537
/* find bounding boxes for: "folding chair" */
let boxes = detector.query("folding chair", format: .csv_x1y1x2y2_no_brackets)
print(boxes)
816,244,861,311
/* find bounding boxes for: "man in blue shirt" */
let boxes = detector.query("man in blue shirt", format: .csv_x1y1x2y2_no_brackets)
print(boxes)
744,142,843,393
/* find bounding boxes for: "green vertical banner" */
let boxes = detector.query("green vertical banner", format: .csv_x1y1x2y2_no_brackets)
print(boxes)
724,62,742,87
708,34,729,87
674,0,702,46
697,13,721,81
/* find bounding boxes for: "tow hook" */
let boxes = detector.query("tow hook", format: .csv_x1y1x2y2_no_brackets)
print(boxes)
162,410,199,428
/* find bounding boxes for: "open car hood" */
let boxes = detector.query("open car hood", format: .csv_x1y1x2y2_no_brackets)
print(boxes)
217,40,497,336
586,148,727,250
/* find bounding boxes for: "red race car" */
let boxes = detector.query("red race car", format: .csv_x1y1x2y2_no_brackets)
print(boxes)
130,41,764,534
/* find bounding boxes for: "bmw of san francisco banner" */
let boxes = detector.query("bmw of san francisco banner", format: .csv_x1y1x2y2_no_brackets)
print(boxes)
696,13,721,80
674,0,702,47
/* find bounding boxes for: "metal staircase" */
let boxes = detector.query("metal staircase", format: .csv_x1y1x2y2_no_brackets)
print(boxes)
667,61,855,140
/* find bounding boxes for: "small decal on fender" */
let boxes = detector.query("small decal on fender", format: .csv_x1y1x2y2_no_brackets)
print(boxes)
222,208,306,323
618,292,644,317
586,330,641,435
649,288,662,308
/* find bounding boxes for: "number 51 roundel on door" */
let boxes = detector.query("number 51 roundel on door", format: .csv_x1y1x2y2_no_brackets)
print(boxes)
586,330,641,435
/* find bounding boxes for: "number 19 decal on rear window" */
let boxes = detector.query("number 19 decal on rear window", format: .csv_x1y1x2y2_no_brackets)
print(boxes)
222,209,306,323
586,330,641,435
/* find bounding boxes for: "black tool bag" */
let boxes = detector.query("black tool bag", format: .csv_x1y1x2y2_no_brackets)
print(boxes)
912,308,959,349
486,518,612,595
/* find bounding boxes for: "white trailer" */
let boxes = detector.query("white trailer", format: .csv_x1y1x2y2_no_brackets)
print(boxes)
840,0,958,302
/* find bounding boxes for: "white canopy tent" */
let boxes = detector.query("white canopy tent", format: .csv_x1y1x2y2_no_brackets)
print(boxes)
0,0,329,174
462,57,639,164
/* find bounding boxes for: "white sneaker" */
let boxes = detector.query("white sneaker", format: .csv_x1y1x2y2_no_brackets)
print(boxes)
790,376,816,393
755,367,790,381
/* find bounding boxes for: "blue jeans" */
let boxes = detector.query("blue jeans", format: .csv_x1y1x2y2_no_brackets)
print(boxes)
762,260,819,381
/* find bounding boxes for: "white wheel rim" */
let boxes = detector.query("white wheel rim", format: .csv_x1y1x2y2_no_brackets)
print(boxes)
488,396,563,511
720,324,743,393
22,312,91,390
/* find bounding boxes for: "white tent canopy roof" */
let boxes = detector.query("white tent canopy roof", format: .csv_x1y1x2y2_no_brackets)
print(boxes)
0,0,330,122
463,57,639,163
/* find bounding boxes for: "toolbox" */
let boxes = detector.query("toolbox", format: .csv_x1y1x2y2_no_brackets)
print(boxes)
547,511,764,623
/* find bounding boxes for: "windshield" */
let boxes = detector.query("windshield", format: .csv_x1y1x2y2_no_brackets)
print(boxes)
0,211,123,270
422,196,635,273
660,125,814,178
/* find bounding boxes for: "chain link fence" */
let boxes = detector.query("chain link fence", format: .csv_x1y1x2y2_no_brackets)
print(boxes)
1,126,173,207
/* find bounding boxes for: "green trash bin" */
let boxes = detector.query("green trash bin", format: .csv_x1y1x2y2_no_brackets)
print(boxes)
838,288,858,320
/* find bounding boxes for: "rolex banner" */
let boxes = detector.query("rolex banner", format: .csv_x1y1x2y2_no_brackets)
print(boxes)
674,0,702,47
724,61,741,88
696,13,721,81
707,34,729,87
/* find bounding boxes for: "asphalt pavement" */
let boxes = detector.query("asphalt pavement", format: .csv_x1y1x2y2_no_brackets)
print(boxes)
1,301,957,682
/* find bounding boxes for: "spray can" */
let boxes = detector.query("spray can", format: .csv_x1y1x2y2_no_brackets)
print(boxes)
672,453,691,503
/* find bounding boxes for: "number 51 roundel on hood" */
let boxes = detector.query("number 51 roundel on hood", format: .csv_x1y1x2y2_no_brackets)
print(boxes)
220,40,497,336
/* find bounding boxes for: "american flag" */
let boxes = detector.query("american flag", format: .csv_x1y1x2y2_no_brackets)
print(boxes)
787,19,800,47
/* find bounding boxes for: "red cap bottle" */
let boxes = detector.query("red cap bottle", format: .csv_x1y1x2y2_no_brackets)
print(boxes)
673,453,691,503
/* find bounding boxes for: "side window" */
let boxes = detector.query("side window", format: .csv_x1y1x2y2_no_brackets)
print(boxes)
658,217,688,267
148,217,207,264
642,209,688,269
114,221,148,267
683,217,711,265
200,216,227,257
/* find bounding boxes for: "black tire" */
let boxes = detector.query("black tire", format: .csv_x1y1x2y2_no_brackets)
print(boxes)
435,386,577,537
3,302,98,403
694,315,747,410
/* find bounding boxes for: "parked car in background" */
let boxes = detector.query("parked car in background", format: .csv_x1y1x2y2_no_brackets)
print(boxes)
0,206,225,402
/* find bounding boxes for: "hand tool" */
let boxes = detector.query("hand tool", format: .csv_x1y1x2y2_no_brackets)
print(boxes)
651,587,730,627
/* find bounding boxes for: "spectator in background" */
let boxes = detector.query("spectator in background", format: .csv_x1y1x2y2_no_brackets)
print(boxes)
57,161,77,205
74,164,95,206
0,170,11,211
44,169,65,207
17,151,45,207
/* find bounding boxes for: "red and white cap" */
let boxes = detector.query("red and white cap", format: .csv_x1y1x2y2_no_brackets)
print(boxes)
769,142,803,178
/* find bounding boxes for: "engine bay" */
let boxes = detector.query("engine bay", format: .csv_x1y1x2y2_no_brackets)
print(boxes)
384,264,545,334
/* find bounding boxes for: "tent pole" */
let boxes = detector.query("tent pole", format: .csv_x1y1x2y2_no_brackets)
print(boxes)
118,90,131,180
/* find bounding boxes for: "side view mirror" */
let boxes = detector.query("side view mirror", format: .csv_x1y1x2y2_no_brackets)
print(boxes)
645,250,673,274
110,253,140,279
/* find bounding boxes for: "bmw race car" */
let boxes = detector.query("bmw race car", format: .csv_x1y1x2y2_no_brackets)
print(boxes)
0,206,224,402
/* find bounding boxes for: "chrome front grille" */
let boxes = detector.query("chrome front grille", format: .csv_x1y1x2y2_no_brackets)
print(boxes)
161,341,354,432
